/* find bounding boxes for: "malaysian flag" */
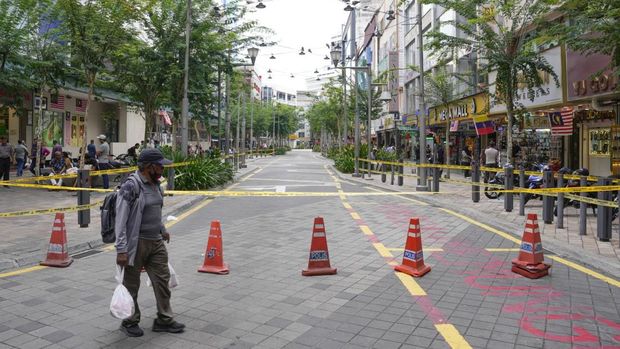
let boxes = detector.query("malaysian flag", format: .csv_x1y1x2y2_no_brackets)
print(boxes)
50,94,64,110
548,108,574,136
75,98,87,112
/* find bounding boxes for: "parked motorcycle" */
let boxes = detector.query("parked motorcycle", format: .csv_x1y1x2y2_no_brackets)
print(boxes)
522,163,547,206
553,168,618,219
484,171,520,199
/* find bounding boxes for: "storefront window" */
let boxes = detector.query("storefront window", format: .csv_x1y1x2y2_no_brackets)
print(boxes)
41,111,64,147
589,128,610,156
513,129,562,166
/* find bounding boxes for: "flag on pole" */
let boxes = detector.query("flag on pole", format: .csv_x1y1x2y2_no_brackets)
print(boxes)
50,94,64,110
75,98,87,112
548,108,574,136
473,115,495,135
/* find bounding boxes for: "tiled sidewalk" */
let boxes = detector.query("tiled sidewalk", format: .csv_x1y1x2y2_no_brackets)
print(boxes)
0,158,264,271
339,164,620,278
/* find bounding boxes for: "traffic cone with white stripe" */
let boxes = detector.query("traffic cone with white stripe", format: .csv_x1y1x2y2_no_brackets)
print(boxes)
302,217,337,276
512,213,550,279
394,218,430,277
198,220,229,275
40,213,73,268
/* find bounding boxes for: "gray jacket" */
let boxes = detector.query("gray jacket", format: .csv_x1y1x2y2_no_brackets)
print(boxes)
114,172,167,266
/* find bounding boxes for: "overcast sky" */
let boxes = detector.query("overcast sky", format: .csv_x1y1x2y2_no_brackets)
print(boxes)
245,0,349,92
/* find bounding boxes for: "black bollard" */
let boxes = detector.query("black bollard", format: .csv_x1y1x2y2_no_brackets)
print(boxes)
597,177,612,241
556,173,564,229
381,163,386,183
432,166,440,192
519,168,526,216
579,176,587,236
390,164,395,185
398,160,404,186
77,169,91,228
504,164,513,212
542,170,554,224
472,161,480,203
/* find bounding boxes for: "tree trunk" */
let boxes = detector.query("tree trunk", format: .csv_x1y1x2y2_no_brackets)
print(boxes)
506,97,514,166
445,119,450,178
35,89,44,177
79,75,95,169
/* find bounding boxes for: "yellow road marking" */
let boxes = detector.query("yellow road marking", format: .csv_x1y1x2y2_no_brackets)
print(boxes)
548,255,620,288
372,243,393,258
439,208,521,244
395,272,427,296
0,266,47,278
102,245,115,252
435,324,473,349
485,248,520,252
440,208,620,288
165,198,214,229
342,202,352,209
360,225,373,236
350,212,361,220
364,186,429,206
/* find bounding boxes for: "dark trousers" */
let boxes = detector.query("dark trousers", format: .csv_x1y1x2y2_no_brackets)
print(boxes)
122,239,173,327
0,158,10,181
98,162,111,189
462,161,471,177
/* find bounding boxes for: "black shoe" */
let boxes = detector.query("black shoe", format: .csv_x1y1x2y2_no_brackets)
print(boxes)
120,324,144,337
152,320,185,333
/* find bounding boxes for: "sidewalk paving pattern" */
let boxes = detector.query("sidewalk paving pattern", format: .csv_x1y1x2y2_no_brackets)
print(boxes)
0,151,617,348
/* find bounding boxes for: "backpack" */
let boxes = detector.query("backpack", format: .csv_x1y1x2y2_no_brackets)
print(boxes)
100,176,141,243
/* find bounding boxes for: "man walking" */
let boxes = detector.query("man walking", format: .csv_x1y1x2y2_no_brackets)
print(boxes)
0,136,14,184
482,141,500,182
115,148,184,337
97,134,111,189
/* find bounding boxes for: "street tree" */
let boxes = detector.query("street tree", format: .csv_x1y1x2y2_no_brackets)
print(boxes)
424,0,559,164
541,0,620,74
57,0,136,166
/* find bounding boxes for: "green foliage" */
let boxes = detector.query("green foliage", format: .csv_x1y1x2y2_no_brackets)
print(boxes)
160,145,233,190
540,0,620,73
312,145,321,152
275,147,287,155
174,157,234,190
375,149,397,162
334,146,355,173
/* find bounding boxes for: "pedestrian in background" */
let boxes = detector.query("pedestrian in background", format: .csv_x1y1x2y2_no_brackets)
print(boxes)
14,140,28,177
481,141,500,182
87,139,96,159
52,140,62,154
97,134,111,189
0,136,14,184
29,139,50,176
115,148,184,337
461,147,472,177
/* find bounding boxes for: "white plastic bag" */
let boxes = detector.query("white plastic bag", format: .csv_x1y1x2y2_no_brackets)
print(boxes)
110,266,134,319
168,263,178,289
145,263,179,289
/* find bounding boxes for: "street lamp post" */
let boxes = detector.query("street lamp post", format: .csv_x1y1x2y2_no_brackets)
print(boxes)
331,46,374,179
416,0,428,191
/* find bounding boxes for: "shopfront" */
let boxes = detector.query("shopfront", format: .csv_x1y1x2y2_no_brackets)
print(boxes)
427,92,489,164
566,49,619,177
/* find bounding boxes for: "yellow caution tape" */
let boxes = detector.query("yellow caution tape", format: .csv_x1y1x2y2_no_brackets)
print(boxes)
0,201,102,218
563,193,618,208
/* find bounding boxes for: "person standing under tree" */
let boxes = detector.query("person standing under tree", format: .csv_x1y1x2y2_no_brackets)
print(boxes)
14,140,28,177
115,149,185,337
481,141,500,182
0,136,14,184
97,134,111,189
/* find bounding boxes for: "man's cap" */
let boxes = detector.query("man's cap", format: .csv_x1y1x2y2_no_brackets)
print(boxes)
97,134,107,140
138,148,172,166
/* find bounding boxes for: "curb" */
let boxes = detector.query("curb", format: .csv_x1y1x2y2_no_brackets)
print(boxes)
0,165,262,274
329,165,620,280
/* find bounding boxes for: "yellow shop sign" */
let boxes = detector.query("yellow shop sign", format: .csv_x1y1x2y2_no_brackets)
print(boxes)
428,93,489,126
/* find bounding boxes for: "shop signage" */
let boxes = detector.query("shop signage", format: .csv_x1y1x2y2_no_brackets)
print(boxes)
523,114,550,129
489,46,563,114
428,92,489,125
566,49,618,101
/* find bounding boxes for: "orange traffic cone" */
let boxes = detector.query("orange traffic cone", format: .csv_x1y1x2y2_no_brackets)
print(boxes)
40,213,73,268
512,213,550,279
302,217,337,276
198,220,229,275
394,218,430,277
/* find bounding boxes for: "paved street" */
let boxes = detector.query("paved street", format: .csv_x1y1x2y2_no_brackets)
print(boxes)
0,150,618,348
